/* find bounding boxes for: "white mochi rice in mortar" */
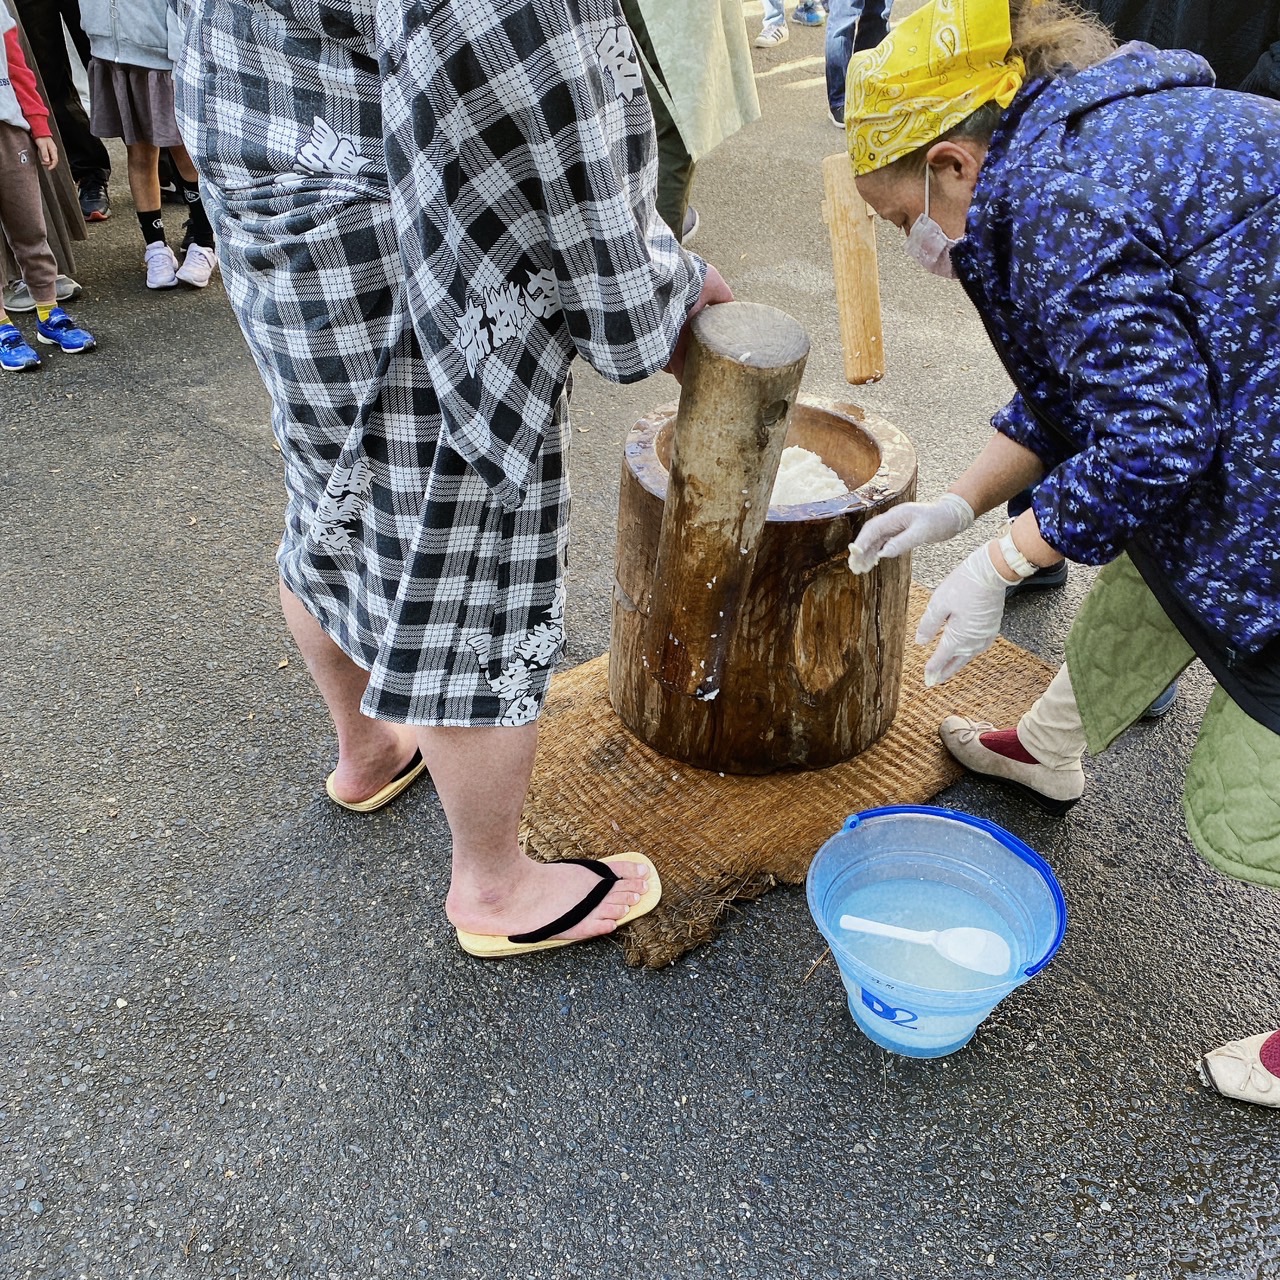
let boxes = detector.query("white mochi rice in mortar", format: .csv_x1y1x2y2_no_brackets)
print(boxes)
769,446,848,507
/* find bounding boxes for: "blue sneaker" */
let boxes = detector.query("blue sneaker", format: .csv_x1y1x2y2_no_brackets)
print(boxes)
1142,679,1179,720
35,307,96,353
793,3,825,24
0,322,40,371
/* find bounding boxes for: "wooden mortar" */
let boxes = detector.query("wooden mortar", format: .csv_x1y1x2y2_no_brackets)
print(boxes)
609,396,917,774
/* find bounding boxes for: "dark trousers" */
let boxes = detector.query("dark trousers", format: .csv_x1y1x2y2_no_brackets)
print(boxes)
618,0,694,242
14,0,110,186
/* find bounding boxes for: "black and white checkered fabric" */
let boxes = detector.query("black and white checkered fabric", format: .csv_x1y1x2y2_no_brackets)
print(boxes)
171,0,705,726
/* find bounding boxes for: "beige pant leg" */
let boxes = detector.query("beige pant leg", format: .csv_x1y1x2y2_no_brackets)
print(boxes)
1017,663,1087,770
0,122,59,302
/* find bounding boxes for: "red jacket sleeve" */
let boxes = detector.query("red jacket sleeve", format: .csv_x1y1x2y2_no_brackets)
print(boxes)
4,29,51,139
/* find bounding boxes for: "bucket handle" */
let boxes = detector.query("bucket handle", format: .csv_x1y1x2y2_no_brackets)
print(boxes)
838,805,1067,977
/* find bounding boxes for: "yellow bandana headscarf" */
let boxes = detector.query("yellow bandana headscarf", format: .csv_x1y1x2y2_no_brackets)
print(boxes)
845,0,1025,176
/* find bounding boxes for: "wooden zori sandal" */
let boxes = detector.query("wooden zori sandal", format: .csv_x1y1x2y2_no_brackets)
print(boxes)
455,853,662,958
325,749,429,813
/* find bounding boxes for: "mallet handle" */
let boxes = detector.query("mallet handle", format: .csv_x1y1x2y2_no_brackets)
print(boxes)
822,153,885,386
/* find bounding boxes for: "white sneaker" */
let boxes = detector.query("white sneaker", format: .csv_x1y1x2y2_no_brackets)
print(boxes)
754,23,789,47
144,241,179,290
680,205,699,247
176,242,218,289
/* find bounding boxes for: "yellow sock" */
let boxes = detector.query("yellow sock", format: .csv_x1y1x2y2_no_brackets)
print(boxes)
35,302,55,322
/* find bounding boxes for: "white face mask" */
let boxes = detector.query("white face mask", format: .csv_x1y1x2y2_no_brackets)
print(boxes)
904,165,961,279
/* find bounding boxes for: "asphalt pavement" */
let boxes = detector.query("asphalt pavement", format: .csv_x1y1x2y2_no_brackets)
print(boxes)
2,14,1278,1280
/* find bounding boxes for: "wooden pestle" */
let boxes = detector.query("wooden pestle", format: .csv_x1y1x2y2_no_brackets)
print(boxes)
822,152,885,385
644,301,809,700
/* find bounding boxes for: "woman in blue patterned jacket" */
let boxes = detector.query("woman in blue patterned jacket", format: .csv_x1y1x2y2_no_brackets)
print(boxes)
844,0,1280,1106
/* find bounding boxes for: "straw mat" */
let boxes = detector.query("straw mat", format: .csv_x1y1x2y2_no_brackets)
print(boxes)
523,585,1056,967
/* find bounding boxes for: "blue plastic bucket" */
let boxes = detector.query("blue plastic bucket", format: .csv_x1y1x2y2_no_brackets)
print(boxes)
806,805,1067,1058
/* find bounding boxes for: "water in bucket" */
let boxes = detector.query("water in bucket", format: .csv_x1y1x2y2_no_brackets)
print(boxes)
806,806,1066,1058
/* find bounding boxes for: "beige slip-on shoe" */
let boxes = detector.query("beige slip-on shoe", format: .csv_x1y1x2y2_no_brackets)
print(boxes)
1199,1031,1280,1108
939,716,1085,816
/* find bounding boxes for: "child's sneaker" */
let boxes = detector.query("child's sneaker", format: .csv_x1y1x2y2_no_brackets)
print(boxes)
792,3,825,25
176,242,218,288
78,179,111,222
4,275,83,312
754,23,789,46
144,241,180,290
1,279,30,313
0,322,41,371
35,307,97,354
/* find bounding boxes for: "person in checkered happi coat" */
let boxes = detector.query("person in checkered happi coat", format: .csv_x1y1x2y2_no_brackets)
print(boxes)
171,0,732,949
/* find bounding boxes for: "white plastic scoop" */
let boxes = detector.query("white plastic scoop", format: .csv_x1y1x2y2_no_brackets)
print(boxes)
839,914,1012,977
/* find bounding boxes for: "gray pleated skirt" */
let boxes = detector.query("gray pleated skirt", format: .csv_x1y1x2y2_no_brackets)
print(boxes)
88,59,182,148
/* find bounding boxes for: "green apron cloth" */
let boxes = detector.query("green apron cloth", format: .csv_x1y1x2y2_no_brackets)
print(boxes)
1065,554,1280,888
630,0,760,163
1066,554,1193,754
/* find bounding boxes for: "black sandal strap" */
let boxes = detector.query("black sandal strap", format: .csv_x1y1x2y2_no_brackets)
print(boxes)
507,858,620,945
390,749,424,782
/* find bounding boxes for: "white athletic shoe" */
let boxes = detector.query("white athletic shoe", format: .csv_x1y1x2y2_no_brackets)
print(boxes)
754,23,789,47
144,241,179,290
680,206,699,247
176,243,218,289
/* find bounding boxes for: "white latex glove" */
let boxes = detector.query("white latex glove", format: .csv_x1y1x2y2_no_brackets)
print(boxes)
916,541,1015,687
847,493,975,574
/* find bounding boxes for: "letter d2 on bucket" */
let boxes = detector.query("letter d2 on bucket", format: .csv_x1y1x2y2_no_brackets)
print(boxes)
806,806,1067,1058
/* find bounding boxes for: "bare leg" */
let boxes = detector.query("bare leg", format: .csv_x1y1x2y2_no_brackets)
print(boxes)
125,141,161,217
279,581,419,804
280,580,647,939
424,722,650,941
169,142,199,184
